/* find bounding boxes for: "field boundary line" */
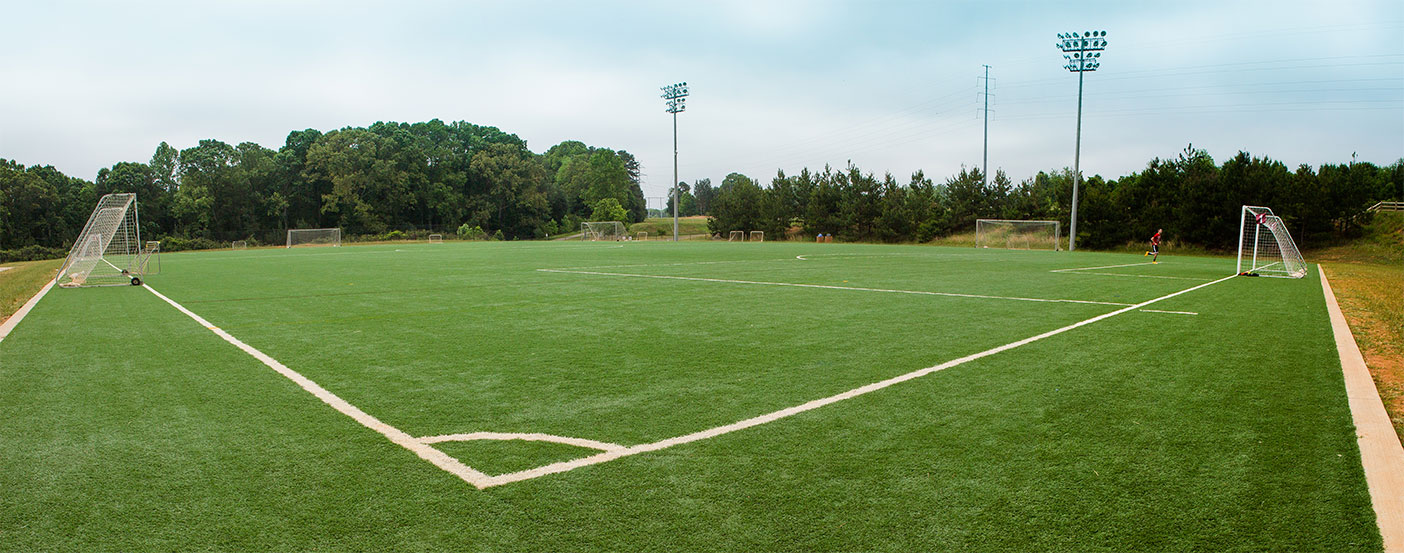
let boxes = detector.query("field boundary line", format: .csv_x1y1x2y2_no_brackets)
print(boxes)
0,278,56,343
482,273,1236,488
419,432,626,452
538,268,1133,307
141,284,495,488
1320,266,1404,552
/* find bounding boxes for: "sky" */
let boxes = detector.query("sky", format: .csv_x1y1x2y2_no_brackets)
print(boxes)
1,0,1401,205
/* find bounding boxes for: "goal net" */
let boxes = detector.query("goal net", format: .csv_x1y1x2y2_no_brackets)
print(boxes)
975,219,1061,250
57,193,146,287
749,231,764,242
581,221,625,241
1236,206,1307,278
728,231,744,242
428,234,444,244
287,228,341,248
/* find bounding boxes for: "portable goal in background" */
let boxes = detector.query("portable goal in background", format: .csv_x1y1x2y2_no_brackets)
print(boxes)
749,231,764,242
727,231,745,242
232,240,248,250
287,228,341,248
975,219,1061,250
1236,206,1307,278
636,232,649,241
56,193,158,287
428,234,444,244
581,221,625,241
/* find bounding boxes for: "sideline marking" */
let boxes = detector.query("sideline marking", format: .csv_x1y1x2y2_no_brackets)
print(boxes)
481,273,1237,487
1139,309,1198,316
1321,266,1404,552
1051,261,1214,281
538,268,1134,307
419,432,626,452
142,285,495,488
0,279,56,343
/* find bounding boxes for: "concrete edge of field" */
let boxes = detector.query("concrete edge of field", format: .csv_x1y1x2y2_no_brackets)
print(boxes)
1320,264,1404,553
0,278,55,343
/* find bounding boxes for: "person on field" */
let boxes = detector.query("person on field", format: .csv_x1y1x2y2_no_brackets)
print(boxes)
1145,228,1163,263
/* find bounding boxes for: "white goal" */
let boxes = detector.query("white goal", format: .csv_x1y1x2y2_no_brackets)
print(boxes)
636,231,648,241
749,231,764,242
728,231,745,242
428,234,444,244
581,221,625,241
232,240,248,250
287,228,341,248
975,219,1061,250
1236,206,1307,278
57,193,153,287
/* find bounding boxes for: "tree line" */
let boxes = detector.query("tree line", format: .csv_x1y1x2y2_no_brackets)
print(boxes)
2,117,1400,259
686,145,1401,250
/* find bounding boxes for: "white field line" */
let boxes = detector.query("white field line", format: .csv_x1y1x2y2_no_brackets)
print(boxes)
1051,261,1157,272
1063,272,1212,281
1139,309,1198,315
481,273,1238,487
537,268,1134,307
142,285,496,488
419,432,626,452
0,279,56,343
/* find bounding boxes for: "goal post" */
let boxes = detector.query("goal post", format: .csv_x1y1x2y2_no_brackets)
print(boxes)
749,231,764,242
728,231,744,242
57,193,147,287
287,228,341,248
975,219,1061,251
581,221,625,241
1236,206,1307,278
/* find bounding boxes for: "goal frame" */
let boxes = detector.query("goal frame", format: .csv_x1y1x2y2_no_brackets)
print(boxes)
635,231,648,241
975,219,1061,251
728,231,745,242
428,234,444,244
232,240,248,250
1235,205,1307,278
749,231,764,242
581,221,626,241
286,228,342,248
56,193,149,287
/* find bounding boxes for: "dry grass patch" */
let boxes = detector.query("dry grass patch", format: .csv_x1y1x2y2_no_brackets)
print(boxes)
1321,260,1404,438
0,259,61,321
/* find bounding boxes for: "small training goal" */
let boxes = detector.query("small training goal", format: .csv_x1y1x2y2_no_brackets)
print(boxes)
232,240,248,250
975,219,1061,250
581,221,625,241
749,231,764,242
287,228,341,248
56,193,159,287
636,232,649,241
428,234,444,244
1236,206,1307,278
728,231,745,242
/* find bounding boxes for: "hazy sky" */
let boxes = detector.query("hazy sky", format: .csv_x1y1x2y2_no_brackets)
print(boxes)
2,0,1400,203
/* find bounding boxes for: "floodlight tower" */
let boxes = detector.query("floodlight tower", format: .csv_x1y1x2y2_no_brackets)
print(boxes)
1056,30,1108,252
661,82,689,242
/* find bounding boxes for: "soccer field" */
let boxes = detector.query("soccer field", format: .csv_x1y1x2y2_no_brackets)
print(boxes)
0,241,1381,551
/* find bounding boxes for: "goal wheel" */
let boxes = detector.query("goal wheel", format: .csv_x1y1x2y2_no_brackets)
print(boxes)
130,277,143,286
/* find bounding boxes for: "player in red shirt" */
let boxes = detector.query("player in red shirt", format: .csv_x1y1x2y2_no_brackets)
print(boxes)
1145,228,1163,263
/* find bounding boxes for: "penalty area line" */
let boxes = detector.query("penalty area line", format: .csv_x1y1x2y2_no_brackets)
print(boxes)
482,273,1236,488
141,284,495,489
538,268,1133,307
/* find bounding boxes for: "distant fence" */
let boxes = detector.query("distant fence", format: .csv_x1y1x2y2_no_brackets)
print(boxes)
1367,201,1404,213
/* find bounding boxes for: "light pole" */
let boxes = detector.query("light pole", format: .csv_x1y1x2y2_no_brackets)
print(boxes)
1056,30,1107,252
661,82,689,242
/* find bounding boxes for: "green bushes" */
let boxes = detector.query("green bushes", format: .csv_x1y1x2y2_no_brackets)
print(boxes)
0,245,68,263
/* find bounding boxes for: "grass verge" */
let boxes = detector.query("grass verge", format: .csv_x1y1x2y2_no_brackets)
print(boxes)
0,259,61,321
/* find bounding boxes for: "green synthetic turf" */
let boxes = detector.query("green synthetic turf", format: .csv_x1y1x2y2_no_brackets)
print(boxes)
0,241,1382,552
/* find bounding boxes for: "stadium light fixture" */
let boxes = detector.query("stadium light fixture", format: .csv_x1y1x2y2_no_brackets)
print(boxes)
1056,30,1108,251
661,82,689,242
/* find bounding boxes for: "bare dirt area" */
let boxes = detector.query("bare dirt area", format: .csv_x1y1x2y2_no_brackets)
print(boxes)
1321,260,1404,439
